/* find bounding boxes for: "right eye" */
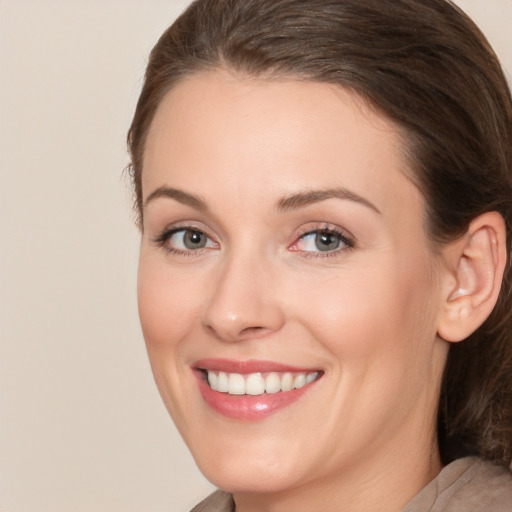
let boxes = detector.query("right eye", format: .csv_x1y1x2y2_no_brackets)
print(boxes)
155,228,218,254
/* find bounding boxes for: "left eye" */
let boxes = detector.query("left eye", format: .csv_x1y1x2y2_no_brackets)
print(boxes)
294,230,349,253
166,229,216,251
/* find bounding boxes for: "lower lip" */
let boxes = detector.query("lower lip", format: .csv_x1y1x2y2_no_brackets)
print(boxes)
195,371,317,421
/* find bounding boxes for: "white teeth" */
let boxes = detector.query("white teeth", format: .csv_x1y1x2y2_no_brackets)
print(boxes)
306,371,318,384
206,370,320,395
228,373,245,395
217,372,229,392
208,372,218,390
280,372,294,392
265,372,281,394
294,374,306,389
208,371,229,392
245,373,265,395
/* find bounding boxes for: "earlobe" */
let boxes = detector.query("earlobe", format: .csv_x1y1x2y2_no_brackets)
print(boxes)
437,212,507,343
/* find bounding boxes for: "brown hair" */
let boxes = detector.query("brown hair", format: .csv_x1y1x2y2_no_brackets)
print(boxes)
127,0,512,465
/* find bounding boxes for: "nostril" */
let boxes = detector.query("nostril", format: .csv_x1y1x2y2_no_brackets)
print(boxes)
204,322,271,342
241,326,264,334
239,326,270,338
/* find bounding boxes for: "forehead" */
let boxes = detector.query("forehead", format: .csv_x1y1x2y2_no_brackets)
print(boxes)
142,71,422,220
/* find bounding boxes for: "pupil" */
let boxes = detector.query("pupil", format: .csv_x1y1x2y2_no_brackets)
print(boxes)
184,230,206,249
315,232,340,251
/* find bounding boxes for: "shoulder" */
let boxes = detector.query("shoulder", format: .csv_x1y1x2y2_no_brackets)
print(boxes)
403,457,512,512
189,490,234,512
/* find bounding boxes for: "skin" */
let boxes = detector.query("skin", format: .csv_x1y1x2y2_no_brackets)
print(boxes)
138,71,452,512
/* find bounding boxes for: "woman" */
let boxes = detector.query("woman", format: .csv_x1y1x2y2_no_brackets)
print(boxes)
127,0,512,510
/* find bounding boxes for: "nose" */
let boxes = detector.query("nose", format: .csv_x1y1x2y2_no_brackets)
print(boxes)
201,251,285,343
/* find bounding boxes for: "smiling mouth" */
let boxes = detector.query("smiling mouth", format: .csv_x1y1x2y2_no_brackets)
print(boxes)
194,360,324,419
201,370,322,396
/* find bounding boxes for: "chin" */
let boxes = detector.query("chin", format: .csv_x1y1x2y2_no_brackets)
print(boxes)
187,433,305,494
198,459,298,494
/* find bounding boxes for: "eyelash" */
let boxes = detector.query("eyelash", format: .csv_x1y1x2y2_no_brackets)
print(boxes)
152,224,355,258
291,225,355,258
152,226,218,257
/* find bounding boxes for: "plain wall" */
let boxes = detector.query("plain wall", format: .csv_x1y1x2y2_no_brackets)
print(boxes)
0,1,510,511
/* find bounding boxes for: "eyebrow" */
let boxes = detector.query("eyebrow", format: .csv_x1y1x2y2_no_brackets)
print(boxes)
144,186,209,211
143,185,380,215
276,187,381,214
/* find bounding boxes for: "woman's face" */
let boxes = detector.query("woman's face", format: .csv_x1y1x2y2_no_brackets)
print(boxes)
138,72,449,495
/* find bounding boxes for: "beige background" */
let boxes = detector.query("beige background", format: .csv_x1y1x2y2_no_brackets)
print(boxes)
0,1,510,511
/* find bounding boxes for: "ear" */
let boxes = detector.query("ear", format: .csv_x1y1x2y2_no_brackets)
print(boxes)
437,211,507,343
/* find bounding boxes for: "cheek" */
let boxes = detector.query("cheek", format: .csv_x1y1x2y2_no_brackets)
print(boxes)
286,260,441,442
289,258,439,372
137,254,202,356
137,254,207,428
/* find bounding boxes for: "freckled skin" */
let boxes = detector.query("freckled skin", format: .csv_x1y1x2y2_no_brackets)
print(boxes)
138,71,449,512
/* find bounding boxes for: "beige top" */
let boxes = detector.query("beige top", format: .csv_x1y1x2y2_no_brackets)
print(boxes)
190,457,512,512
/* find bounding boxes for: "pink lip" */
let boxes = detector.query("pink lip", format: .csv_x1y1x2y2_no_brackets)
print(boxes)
194,358,315,374
193,359,322,421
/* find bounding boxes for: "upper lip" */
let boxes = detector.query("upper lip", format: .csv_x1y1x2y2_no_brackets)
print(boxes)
193,358,320,374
